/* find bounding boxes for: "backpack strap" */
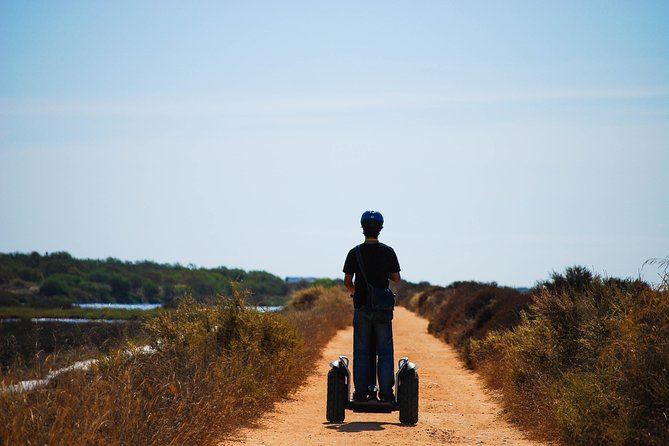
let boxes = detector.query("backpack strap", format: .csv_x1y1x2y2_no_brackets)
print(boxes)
354,244,369,285
355,245,374,311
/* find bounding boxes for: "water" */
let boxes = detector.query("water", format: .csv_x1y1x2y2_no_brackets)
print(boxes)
255,305,283,313
76,303,162,310
77,303,280,312
2,318,127,324
37,318,124,323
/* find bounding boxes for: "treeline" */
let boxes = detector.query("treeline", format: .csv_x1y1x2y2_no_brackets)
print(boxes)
0,251,290,307
396,267,669,445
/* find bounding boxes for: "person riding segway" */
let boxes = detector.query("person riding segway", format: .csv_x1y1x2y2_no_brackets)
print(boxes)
326,210,419,424
344,210,401,402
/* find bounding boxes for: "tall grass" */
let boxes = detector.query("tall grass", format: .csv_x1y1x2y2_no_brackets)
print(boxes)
468,271,669,445
1,286,352,445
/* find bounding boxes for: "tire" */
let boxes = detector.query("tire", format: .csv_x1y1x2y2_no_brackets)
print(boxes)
398,368,419,424
326,367,347,423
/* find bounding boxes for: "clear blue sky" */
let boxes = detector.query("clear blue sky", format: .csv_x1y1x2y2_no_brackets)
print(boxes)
1,1,668,286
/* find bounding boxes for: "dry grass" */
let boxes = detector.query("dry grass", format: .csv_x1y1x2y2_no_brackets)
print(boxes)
396,273,669,444
468,274,669,445
399,281,531,349
284,286,354,363
0,285,352,445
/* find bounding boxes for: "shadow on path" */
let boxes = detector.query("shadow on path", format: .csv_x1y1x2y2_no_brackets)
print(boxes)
324,421,406,433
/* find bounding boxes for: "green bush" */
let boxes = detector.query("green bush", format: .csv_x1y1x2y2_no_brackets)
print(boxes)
87,268,112,284
39,276,72,297
243,270,286,296
108,274,131,299
17,268,43,283
312,278,343,288
537,265,594,294
43,254,74,276
142,281,161,300
0,290,21,306
0,266,9,285
74,281,113,301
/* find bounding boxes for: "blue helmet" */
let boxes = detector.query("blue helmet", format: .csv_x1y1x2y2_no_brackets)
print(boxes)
360,210,384,226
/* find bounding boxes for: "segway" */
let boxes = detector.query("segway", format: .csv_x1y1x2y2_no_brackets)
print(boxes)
326,356,419,424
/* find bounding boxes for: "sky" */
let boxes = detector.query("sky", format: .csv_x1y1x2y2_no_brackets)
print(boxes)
1,1,668,287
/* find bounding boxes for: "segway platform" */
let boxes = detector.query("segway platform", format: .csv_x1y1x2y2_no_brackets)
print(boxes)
348,399,397,413
326,356,419,424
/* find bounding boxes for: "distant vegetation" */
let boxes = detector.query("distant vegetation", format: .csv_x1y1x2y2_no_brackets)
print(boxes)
395,280,532,350
1,286,352,445
0,251,297,308
396,266,669,445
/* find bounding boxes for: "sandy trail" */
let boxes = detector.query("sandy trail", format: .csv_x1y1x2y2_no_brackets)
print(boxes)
224,307,545,445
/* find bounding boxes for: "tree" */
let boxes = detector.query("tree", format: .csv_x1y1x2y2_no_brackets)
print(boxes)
40,276,71,297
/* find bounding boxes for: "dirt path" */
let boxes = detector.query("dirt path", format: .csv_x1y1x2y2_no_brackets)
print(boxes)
224,307,545,445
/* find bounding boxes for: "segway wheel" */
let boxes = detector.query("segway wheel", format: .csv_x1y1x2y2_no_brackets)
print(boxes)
326,367,346,423
398,368,419,424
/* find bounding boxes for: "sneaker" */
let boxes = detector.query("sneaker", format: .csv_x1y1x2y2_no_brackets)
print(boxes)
379,392,395,403
353,392,368,402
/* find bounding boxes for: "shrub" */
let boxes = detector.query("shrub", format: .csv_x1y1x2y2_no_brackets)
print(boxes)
243,270,286,296
141,281,160,301
287,286,326,310
17,268,43,283
468,268,669,445
540,265,594,294
1,290,300,444
39,276,72,297
0,290,21,306
400,282,531,347
32,296,74,308
108,274,131,299
0,286,353,445
0,266,9,285
87,270,131,300
43,253,75,276
283,286,353,361
73,281,113,302
311,278,343,288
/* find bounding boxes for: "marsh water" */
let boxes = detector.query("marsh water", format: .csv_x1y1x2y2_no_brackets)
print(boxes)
76,303,162,310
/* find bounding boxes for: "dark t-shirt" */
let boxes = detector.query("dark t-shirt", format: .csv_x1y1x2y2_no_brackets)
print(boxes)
343,242,401,309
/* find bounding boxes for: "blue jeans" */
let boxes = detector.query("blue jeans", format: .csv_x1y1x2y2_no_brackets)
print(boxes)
353,309,394,398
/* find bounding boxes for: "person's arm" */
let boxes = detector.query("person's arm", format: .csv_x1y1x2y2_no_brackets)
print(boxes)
388,247,401,283
344,273,355,296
